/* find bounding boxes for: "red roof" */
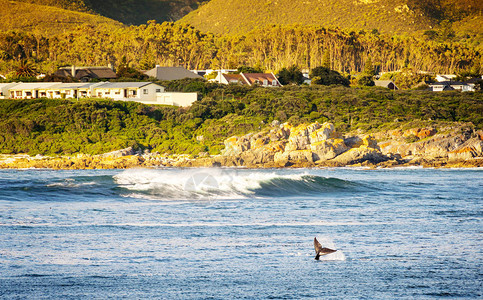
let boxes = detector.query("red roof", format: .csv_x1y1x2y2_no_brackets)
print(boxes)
241,73,281,86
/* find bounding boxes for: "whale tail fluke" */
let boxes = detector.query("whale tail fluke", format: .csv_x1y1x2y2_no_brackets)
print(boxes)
314,237,337,260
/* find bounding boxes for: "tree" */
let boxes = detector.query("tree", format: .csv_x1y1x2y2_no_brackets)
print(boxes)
363,57,375,76
236,66,264,73
357,75,375,86
309,67,350,86
322,49,331,69
277,65,304,85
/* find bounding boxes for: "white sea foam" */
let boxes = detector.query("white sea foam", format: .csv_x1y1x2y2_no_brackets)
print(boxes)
114,168,313,200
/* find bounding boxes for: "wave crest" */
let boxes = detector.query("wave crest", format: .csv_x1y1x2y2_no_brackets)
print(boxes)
114,169,360,201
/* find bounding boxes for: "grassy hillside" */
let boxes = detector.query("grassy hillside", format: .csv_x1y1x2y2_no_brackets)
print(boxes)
0,0,122,36
15,0,209,25
0,83,481,156
180,0,483,38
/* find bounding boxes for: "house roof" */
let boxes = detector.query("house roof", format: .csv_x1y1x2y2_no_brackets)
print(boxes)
93,82,159,89
9,82,59,90
55,67,117,79
0,83,18,89
430,81,467,86
374,80,393,86
222,73,244,83
144,66,203,81
241,73,280,85
49,83,98,90
374,80,398,89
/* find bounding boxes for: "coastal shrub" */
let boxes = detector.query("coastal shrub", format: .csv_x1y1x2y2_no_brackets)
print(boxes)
0,85,482,156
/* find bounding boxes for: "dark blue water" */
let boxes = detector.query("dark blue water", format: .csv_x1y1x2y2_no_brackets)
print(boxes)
0,168,481,299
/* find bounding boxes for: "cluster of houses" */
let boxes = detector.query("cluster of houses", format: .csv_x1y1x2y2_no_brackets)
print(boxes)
0,81,198,107
0,65,480,106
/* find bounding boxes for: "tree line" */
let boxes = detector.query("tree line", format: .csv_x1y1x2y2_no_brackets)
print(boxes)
0,21,480,78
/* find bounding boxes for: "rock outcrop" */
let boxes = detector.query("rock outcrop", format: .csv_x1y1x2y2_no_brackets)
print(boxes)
1,123,482,169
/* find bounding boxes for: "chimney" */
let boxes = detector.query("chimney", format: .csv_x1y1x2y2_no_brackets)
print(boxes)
71,65,76,77
108,63,114,72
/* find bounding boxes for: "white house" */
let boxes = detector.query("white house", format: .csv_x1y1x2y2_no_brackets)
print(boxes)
429,81,474,92
8,82,59,99
0,83,18,99
1,81,198,107
214,72,282,87
46,82,104,99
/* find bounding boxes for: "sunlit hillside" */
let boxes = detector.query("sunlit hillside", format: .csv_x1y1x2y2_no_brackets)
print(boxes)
180,0,483,38
0,0,122,36
14,0,210,25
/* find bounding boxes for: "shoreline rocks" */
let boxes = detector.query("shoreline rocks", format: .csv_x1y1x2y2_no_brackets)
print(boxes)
1,122,483,170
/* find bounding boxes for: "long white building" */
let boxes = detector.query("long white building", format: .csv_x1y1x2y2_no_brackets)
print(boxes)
1,81,198,107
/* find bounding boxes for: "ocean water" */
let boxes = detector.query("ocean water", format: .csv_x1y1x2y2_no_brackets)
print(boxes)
0,168,481,299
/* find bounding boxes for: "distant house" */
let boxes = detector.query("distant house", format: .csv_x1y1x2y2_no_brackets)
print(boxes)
241,73,282,87
3,82,198,107
429,81,474,92
9,82,59,99
374,80,398,90
143,66,203,81
192,69,237,77
0,83,18,99
217,73,245,84
54,66,117,82
215,72,282,87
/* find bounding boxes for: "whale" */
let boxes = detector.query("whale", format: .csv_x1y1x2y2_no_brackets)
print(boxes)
314,237,337,260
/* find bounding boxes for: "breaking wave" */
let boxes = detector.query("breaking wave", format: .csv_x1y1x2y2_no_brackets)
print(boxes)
114,169,363,200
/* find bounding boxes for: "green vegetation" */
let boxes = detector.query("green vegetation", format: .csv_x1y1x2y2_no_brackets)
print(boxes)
1,22,480,79
1,82,481,156
310,67,350,87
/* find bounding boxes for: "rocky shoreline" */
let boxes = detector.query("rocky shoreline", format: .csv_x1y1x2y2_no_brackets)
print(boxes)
1,122,483,170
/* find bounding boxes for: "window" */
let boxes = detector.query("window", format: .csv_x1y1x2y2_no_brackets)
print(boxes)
156,89,161,93
16,91,22,96
272,80,277,86
143,89,148,95
132,90,137,96
65,90,70,95
105,91,110,95
115,91,120,95
263,80,268,86
26,91,32,97
55,91,60,95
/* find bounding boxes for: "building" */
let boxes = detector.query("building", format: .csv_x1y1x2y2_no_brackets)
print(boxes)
0,83,18,99
374,80,398,90
144,66,203,81
215,72,282,87
54,66,117,82
192,69,238,77
429,81,474,92
9,82,60,99
2,82,198,107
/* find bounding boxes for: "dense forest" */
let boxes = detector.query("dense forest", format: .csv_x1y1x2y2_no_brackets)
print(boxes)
0,21,481,79
1,82,482,156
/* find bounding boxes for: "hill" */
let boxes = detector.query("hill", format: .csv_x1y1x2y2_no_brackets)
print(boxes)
180,0,483,38
15,0,210,25
0,0,122,36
